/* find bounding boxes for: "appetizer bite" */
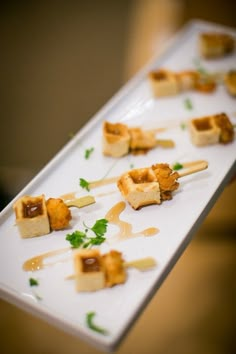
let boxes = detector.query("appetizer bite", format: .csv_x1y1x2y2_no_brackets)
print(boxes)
199,32,235,59
117,164,179,210
224,70,236,97
13,194,95,238
102,121,174,157
189,113,234,146
117,161,208,210
148,68,216,97
73,249,126,292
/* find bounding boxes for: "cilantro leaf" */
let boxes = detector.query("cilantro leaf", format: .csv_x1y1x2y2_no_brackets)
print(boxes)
90,219,108,237
85,147,94,159
66,219,108,249
79,178,90,191
66,230,86,248
183,98,193,110
172,162,183,171
29,278,39,287
86,312,108,335
180,122,187,130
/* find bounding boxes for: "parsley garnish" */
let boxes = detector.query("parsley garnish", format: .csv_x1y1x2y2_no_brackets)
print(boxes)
180,121,187,130
172,162,183,171
66,219,108,248
193,58,209,76
29,278,42,301
184,98,193,110
85,147,94,160
29,277,39,287
79,178,90,191
86,312,108,335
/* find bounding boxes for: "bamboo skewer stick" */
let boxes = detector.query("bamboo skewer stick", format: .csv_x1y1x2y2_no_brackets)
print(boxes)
64,195,95,208
178,160,208,178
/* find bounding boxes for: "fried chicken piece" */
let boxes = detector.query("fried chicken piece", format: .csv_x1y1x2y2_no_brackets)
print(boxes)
213,113,234,144
102,250,127,287
129,127,157,154
224,70,236,97
152,163,179,201
46,198,72,230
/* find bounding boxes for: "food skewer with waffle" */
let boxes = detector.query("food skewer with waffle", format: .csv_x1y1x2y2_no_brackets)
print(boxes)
102,121,174,158
13,194,95,238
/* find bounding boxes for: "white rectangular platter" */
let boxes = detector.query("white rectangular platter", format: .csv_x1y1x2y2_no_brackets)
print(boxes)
0,19,235,352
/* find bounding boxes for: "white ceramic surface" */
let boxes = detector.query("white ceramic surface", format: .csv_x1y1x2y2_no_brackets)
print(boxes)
0,20,236,352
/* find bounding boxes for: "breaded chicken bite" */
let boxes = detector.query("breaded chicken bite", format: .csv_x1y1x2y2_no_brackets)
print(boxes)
46,198,72,230
102,250,126,287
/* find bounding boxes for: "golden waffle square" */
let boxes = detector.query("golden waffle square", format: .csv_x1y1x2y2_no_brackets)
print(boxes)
189,116,220,146
13,195,50,238
102,121,130,157
73,249,105,292
129,127,156,152
148,69,180,97
117,167,161,210
199,32,235,58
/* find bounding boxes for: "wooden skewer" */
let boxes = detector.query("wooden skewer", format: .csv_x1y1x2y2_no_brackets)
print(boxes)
123,257,157,271
88,160,208,189
155,139,175,148
65,195,95,208
178,160,208,178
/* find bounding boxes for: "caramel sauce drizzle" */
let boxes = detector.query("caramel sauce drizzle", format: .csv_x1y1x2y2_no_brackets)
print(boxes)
23,202,159,272
23,247,71,272
105,201,159,243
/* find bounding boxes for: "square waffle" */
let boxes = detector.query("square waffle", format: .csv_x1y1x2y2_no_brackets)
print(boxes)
13,195,50,238
73,249,105,292
103,121,130,157
117,167,161,210
148,69,180,97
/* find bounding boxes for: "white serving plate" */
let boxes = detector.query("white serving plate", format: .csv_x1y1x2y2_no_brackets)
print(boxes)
0,19,235,352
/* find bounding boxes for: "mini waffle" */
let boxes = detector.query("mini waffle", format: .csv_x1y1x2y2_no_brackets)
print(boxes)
117,167,161,210
148,69,180,97
13,195,50,238
73,249,105,292
103,121,130,157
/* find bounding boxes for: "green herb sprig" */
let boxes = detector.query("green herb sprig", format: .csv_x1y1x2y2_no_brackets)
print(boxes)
79,178,90,191
84,147,94,160
172,162,184,171
183,97,193,110
29,277,39,287
66,219,108,248
86,312,108,335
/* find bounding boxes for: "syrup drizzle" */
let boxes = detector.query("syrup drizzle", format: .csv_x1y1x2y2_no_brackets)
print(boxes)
105,201,159,243
23,202,159,272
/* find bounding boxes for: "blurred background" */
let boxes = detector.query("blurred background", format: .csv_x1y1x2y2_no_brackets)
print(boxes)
0,1,235,353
